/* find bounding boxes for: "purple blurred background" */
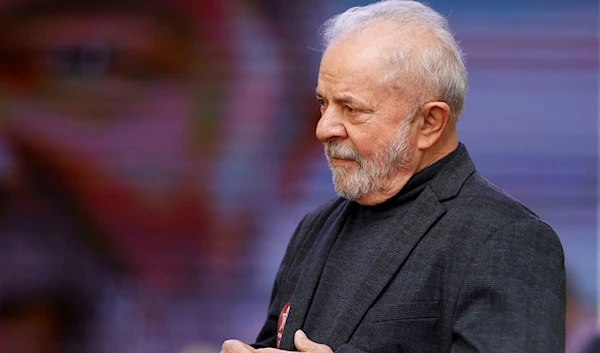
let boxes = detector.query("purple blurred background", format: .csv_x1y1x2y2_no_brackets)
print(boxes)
0,0,596,352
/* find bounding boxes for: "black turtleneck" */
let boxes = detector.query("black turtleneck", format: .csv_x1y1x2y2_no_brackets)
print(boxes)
303,147,459,340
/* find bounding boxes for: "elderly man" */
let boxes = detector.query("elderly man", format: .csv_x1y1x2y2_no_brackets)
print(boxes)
222,1,565,352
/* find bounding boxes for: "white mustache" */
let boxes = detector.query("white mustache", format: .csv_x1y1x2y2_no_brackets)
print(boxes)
324,143,361,163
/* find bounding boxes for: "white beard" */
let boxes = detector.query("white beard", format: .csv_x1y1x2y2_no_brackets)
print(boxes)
324,118,414,201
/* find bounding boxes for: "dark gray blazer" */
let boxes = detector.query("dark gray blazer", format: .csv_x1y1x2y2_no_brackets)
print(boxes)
253,145,566,352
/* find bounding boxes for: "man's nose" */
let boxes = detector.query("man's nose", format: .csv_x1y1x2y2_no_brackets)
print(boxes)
316,107,347,142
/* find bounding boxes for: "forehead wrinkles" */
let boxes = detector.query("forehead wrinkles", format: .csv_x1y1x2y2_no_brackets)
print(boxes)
318,59,387,108
318,59,379,90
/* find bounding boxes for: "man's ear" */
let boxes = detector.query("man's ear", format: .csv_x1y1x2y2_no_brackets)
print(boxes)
416,101,451,150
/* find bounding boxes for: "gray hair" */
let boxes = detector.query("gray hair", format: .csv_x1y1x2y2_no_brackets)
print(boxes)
320,0,467,121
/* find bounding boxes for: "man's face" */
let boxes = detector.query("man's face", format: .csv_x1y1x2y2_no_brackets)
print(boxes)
315,27,420,201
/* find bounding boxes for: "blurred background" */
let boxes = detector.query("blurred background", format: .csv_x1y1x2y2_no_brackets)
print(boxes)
0,0,596,352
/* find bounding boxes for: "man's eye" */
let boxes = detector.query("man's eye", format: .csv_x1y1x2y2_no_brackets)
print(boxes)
316,99,326,114
345,105,356,113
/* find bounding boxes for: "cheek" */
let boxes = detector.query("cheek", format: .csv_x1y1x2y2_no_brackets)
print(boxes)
347,128,385,159
409,124,425,149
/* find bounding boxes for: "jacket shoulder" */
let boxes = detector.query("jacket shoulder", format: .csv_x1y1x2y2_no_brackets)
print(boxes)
442,171,563,252
284,197,347,255
452,171,543,223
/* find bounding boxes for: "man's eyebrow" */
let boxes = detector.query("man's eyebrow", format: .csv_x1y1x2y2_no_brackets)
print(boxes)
315,90,366,105
334,93,363,105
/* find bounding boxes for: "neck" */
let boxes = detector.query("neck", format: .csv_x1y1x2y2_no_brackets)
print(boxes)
416,132,459,173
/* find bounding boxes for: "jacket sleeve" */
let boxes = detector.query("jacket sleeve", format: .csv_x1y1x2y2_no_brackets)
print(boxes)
451,219,566,353
251,214,309,348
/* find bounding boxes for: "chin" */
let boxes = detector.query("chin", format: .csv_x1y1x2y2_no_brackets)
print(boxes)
332,180,370,201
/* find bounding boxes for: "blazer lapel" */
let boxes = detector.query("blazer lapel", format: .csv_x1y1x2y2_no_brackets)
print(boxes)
328,187,446,349
279,201,353,350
